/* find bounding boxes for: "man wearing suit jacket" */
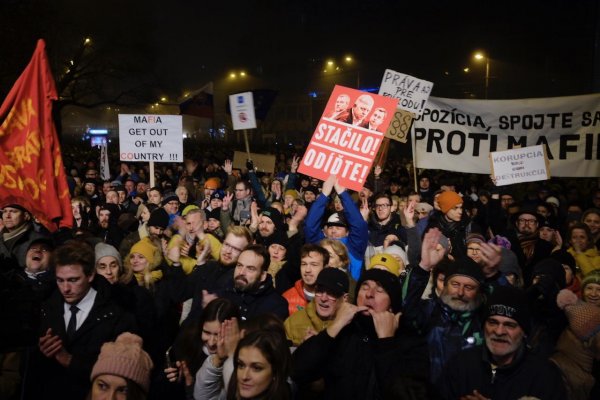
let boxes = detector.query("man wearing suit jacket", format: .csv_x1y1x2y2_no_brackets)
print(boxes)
336,93,375,126
25,241,137,400
361,107,387,132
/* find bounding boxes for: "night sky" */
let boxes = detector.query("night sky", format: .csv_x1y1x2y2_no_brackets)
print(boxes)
1,0,599,102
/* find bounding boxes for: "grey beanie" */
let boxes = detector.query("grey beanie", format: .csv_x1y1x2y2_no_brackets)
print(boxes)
498,248,521,279
95,243,122,267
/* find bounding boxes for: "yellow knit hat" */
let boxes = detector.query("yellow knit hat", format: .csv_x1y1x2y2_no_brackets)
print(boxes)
368,253,401,276
129,238,162,270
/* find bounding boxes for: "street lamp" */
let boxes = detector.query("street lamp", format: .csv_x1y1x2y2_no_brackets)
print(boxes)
473,52,490,99
323,55,360,88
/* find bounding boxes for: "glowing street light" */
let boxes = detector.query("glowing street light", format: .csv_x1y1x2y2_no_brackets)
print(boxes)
473,51,490,98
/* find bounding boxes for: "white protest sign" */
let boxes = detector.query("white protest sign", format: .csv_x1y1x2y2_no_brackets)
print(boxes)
490,145,550,186
118,114,183,162
379,69,434,116
230,92,257,130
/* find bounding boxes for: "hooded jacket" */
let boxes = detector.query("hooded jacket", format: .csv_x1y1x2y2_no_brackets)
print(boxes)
304,191,368,280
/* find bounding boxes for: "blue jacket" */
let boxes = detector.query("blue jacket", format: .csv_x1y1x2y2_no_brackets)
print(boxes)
304,191,368,280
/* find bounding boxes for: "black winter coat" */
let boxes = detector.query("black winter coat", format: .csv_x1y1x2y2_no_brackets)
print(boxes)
292,316,430,400
440,344,566,400
24,280,137,400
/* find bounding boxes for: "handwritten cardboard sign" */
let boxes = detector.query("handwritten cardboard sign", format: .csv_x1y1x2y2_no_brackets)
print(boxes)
379,69,433,116
118,114,183,162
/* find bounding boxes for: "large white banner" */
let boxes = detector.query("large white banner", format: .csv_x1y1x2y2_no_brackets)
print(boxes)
411,94,600,177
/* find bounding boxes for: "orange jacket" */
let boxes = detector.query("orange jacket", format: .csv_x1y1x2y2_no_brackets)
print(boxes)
282,279,307,316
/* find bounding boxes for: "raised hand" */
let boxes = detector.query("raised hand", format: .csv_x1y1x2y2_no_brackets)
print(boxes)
222,192,233,211
403,199,417,228
290,155,300,173
223,159,233,175
420,228,446,271
360,197,370,221
321,175,336,196
333,177,346,195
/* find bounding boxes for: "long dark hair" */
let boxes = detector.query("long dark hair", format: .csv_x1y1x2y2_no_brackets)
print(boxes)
227,330,291,400
174,298,240,375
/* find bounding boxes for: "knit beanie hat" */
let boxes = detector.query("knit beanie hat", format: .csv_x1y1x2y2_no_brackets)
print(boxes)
90,332,153,393
260,207,285,232
581,270,600,292
95,243,122,267
550,249,577,275
204,178,220,190
466,232,486,244
382,244,409,268
147,208,169,229
264,230,289,249
368,253,401,277
130,238,162,270
437,191,463,214
557,289,600,340
444,257,485,286
498,248,521,280
205,208,221,221
284,189,299,199
357,268,402,313
486,285,531,334
532,258,567,290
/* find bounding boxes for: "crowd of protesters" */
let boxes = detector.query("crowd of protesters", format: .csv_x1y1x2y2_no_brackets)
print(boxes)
1,143,600,400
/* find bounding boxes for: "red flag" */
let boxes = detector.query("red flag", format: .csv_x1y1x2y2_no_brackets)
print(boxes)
0,39,73,232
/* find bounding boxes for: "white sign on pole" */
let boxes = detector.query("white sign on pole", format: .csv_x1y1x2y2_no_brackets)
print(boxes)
379,69,433,116
230,92,257,130
490,145,550,186
118,114,183,163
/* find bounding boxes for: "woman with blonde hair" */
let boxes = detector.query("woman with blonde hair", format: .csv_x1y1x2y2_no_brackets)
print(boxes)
319,238,356,302
126,237,164,290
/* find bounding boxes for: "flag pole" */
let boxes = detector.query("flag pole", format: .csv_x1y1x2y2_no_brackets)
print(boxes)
243,129,251,158
149,162,155,188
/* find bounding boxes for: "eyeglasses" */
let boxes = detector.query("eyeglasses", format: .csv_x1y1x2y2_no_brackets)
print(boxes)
466,247,480,253
517,218,538,225
374,203,391,209
315,290,338,301
29,247,50,253
223,242,244,254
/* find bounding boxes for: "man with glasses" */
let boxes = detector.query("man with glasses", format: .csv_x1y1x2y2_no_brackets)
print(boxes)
284,267,349,346
182,226,253,325
368,193,407,255
508,209,554,285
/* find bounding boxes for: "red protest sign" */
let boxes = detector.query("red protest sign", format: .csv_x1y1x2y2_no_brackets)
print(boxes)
298,85,398,191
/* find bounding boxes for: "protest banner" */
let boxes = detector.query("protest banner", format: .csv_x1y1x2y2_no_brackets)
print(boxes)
490,145,550,186
230,92,257,130
0,39,72,231
233,151,276,174
411,94,600,177
118,114,183,162
379,69,433,116
298,85,398,191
